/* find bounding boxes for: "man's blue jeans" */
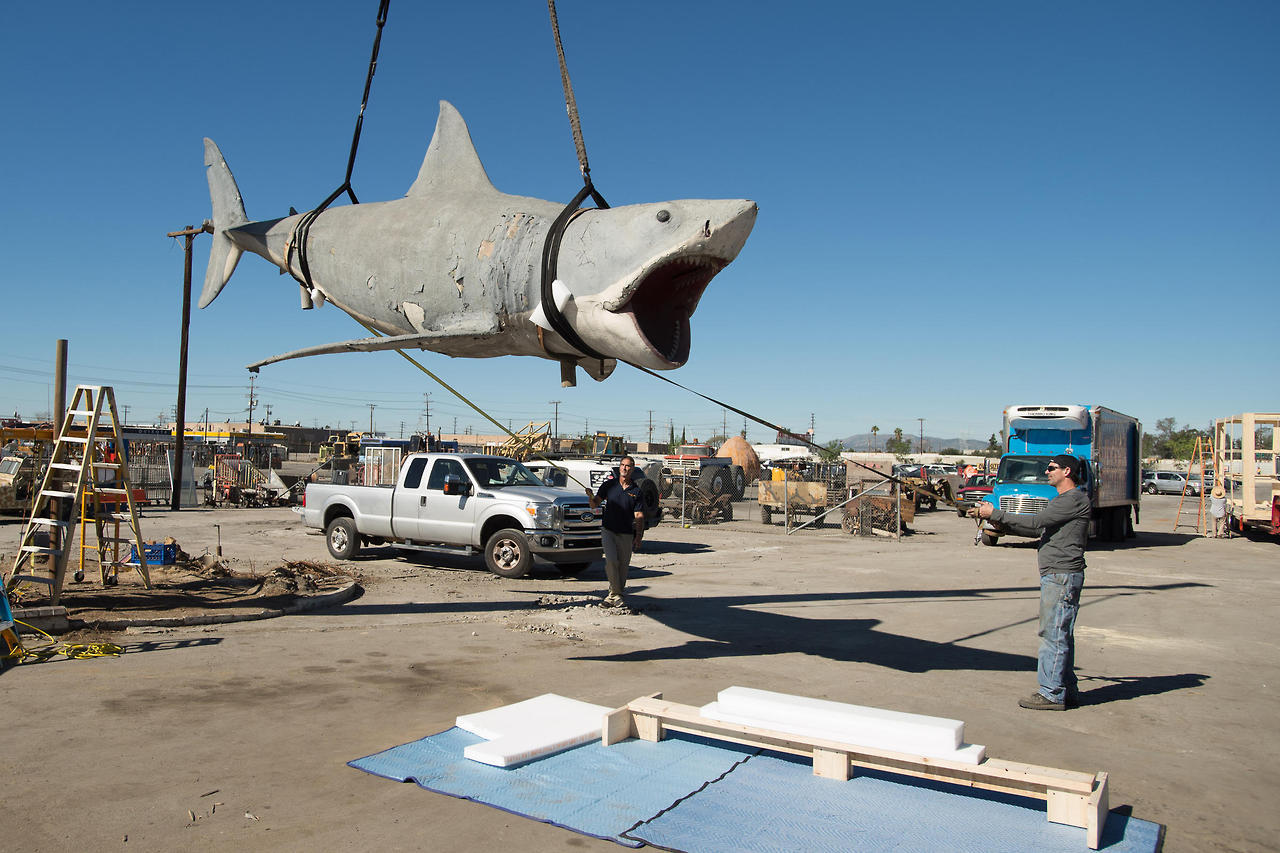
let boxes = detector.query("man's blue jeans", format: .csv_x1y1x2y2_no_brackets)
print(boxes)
1038,571,1084,702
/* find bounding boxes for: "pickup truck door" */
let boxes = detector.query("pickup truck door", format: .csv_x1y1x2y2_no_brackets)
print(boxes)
419,457,479,544
390,456,431,540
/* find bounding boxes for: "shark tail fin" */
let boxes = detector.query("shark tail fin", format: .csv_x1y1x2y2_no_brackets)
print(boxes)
200,138,249,308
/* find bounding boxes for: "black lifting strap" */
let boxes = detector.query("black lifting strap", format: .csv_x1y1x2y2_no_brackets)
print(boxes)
539,180,609,361
287,0,391,294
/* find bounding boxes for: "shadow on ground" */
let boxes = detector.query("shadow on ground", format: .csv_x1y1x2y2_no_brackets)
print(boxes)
570,581,1208,677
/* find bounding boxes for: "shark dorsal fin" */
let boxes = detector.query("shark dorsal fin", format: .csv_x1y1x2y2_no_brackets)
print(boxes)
407,101,496,197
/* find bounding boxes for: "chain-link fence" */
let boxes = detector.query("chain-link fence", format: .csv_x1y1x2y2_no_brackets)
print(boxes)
652,459,911,541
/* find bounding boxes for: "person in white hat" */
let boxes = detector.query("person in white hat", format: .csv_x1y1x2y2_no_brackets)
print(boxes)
1210,482,1227,538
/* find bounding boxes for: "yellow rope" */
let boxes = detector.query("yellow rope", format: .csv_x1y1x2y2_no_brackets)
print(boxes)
2,617,123,664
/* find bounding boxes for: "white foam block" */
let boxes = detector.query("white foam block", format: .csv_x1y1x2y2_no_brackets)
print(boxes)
701,686,986,765
455,694,612,768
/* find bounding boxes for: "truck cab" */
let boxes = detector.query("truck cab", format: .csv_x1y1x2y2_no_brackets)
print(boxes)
981,404,1140,545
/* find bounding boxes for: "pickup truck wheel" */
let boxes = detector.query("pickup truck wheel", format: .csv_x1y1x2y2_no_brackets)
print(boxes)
325,517,361,560
555,562,592,576
484,528,532,578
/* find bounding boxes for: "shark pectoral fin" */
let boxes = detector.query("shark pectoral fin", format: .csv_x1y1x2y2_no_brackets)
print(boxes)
246,332,463,370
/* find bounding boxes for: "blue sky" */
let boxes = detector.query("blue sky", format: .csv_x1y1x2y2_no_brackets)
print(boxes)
1,2,1275,446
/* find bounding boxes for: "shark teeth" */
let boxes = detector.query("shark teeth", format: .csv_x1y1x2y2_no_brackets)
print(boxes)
624,256,724,365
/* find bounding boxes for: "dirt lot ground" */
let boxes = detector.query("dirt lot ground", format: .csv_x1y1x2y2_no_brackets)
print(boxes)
2,494,1275,852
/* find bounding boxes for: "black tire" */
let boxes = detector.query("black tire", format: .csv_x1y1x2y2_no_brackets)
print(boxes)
325,516,361,560
555,562,592,576
980,532,1000,547
761,505,772,525
698,466,729,497
720,501,733,522
1145,484,1157,495
484,528,533,578
728,465,746,500
841,514,856,534
659,476,673,499
639,478,661,518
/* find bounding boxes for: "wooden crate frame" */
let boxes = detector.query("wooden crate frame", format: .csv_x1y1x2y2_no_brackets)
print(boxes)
603,695,1109,849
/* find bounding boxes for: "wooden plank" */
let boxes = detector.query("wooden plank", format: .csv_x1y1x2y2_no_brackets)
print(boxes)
1087,772,1109,850
812,747,850,781
605,695,1113,843
635,712,662,742
601,692,660,746
625,697,1094,793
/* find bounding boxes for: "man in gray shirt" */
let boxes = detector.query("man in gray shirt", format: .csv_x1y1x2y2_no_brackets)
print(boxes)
976,454,1090,710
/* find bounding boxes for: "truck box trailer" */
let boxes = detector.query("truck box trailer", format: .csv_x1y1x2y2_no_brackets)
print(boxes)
981,404,1142,546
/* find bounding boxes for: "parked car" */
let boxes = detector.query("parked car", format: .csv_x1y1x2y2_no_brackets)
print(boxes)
1184,474,1205,496
954,474,996,517
1143,471,1187,495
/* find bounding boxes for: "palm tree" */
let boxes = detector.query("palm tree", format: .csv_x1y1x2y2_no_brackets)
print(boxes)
870,425,879,451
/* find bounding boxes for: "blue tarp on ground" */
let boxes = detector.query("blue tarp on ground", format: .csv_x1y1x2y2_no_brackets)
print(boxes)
350,729,1163,852
349,727,755,847
625,751,1163,852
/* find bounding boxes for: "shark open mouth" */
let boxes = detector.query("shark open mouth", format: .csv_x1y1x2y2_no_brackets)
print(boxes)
623,257,726,366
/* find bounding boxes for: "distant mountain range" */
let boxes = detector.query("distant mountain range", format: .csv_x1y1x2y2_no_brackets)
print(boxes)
838,433,990,453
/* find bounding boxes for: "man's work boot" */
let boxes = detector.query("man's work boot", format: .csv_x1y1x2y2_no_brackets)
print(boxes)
1018,692,1066,711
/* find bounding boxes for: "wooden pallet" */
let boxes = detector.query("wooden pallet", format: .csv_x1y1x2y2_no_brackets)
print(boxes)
603,695,1109,849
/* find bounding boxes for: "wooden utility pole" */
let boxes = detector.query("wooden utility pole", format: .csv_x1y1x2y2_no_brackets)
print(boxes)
167,223,213,511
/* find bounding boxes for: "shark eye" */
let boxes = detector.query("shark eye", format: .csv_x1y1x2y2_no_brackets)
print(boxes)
656,209,670,223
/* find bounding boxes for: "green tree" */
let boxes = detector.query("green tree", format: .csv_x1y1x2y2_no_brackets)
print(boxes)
940,447,961,455
985,433,1000,456
818,439,845,462
884,427,912,456
870,425,879,452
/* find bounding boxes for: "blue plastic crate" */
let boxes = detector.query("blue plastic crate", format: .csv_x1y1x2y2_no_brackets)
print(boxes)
128,543,176,565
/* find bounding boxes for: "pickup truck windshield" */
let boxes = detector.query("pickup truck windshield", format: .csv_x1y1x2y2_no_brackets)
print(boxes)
997,455,1053,485
464,458,544,488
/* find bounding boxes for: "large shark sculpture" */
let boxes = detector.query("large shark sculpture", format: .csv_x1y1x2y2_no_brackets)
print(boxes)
200,101,757,383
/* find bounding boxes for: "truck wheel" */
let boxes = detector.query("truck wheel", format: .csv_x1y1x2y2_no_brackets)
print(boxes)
484,528,532,578
639,478,661,516
729,465,746,499
980,532,1000,547
325,517,361,560
555,562,592,576
761,505,772,525
698,466,729,497
659,476,673,499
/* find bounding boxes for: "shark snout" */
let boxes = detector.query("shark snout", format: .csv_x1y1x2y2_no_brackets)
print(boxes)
570,198,758,369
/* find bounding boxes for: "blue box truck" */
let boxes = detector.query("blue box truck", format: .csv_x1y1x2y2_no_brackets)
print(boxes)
980,404,1142,546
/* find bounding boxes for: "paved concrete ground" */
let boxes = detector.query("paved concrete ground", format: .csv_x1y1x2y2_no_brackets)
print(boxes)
2,494,1275,852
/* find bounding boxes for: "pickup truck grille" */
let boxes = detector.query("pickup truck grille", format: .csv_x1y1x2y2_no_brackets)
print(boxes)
999,495,1049,514
561,506,602,534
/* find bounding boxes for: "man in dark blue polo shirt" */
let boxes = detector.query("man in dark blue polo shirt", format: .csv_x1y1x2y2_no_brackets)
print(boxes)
586,456,645,609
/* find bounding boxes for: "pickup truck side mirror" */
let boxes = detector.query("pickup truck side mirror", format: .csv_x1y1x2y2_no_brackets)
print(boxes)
442,475,471,497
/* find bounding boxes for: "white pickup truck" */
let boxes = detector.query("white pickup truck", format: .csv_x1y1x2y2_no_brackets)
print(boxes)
300,453,602,578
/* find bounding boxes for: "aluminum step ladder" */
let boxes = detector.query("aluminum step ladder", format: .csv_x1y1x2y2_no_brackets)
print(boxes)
5,385,151,605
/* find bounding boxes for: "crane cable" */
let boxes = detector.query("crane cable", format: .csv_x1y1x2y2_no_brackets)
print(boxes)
286,0,392,299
